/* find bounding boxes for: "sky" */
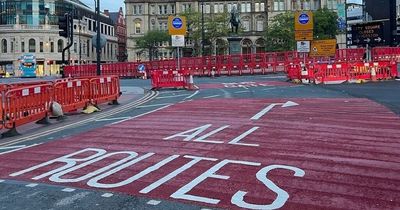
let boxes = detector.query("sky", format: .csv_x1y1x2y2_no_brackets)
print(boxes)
81,0,125,12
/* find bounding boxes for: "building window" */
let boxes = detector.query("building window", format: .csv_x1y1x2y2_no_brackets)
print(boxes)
327,0,337,10
74,42,77,53
255,3,265,12
241,3,251,13
204,4,211,13
88,20,92,31
150,5,155,14
10,41,14,53
135,20,141,34
133,5,143,15
303,0,311,10
243,20,250,31
87,40,90,57
50,42,54,53
1,39,6,53
274,0,285,11
171,4,175,14
58,39,64,53
29,39,36,53
40,42,43,52
181,3,191,12
256,20,264,31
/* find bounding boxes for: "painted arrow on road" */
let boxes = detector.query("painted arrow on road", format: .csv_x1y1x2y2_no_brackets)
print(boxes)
251,101,299,120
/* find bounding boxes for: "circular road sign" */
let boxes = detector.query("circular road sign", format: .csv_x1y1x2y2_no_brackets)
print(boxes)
172,17,183,29
298,13,310,24
137,64,145,72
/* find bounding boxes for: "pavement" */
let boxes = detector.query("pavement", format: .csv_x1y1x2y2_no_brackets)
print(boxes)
0,74,399,210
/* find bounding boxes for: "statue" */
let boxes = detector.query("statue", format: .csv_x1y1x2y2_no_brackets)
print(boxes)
229,6,240,34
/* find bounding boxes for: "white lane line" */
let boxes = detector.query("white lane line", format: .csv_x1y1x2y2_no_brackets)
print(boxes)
185,90,199,99
263,87,277,91
147,200,161,206
110,104,172,125
235,90,251,94
0,144,42,156
0,179,4,183
250,104,278,120
95,117,130,122
26,183,38,188
101,193,113,198
157,94,190,99
62,188,76,192
158,90,186,94
0,145,25,150
137,103,172,108
203,95,220,99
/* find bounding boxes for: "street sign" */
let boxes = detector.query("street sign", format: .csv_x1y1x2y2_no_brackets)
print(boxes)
295,30,313,41
351,22,385,45
309,39,337,57
297,41,310,53
295,11,314,31
91,35,107,49
171,35,185,47
137,64,145,72
168,16,187,35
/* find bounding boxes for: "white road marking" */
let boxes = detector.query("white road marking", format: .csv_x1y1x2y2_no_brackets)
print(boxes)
110,104,172,125
262,87,277,91
95,117,130,122
158,90,186,94
101,193,113,198
147,200,161,205
62,188,76,192
137,103,172,108
0,179,4,183
235,90,251,94
26,183,38,188
251,101,299,120
185,90,199,99
157,94,190,99
203,95,219,99
0,144,42,156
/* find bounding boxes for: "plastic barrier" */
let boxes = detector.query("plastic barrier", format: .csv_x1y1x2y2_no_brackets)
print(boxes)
151,70,190,90
53,79,91,113
89,76,120,105
2,84,53,130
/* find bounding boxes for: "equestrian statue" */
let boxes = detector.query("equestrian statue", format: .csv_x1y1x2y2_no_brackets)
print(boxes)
229,6,241,34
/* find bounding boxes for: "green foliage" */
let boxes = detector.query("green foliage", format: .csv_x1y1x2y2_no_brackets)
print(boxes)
264,9,339,52
314,8,338,39
265,12,295,52
181,9,230,56
135,30,169,61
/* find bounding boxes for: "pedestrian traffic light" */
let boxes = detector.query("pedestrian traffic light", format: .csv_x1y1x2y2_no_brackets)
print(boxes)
59,13,69,38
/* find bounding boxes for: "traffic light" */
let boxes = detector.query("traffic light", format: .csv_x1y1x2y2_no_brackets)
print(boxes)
58,13,69,38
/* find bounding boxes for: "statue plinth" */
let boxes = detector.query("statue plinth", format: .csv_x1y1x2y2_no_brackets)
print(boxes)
227,36,242,55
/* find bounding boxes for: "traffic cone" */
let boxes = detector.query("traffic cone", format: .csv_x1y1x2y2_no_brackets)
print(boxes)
186,74,198,91
371,67,377,82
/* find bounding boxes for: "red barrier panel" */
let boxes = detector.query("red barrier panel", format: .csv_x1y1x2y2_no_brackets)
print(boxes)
54,79,91,113
3,84,53,129
151,70,190,89
89,76,120,105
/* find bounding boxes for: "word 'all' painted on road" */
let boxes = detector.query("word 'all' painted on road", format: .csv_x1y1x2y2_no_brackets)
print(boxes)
0,98,400,210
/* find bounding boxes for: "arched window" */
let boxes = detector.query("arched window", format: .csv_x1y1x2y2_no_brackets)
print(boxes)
241,39,253,55
29,39,36,52
58,39,64,52
134,19,142,34
255,38,266,53
1,39,7,53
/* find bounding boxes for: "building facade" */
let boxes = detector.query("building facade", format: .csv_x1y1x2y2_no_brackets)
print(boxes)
0,0,118,76
108,7,128,62
125,0,348,62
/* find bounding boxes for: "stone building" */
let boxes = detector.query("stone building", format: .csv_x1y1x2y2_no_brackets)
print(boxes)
108,7,128,62
124,0,347,61
0,0,118,76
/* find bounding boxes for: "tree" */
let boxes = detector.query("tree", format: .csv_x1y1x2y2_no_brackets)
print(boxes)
264,9,339,52
264,12,296,52
134,30,169,61
181,9,231,56
314,8,338,40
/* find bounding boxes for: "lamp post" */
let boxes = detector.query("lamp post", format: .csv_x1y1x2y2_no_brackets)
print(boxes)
201,0,205,56
96,0,101,75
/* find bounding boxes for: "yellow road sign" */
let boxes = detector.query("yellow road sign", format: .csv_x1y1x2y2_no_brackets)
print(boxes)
168,16,187,35
295,30,313,41
310,39,337,57
295,11,314,31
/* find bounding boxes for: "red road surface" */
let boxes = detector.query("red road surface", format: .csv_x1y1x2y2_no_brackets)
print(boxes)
0,98,399,209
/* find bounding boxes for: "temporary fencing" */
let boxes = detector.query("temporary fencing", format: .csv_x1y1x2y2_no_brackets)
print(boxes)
151,69,191,90
289,61,397,84
0,76,121,137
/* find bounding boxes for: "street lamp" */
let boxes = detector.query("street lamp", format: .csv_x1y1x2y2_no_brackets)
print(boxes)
201,0,205,56
95,0,101,75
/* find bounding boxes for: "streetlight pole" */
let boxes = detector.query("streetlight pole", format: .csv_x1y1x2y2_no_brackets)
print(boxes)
96,0,101,75
201,0,205,56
